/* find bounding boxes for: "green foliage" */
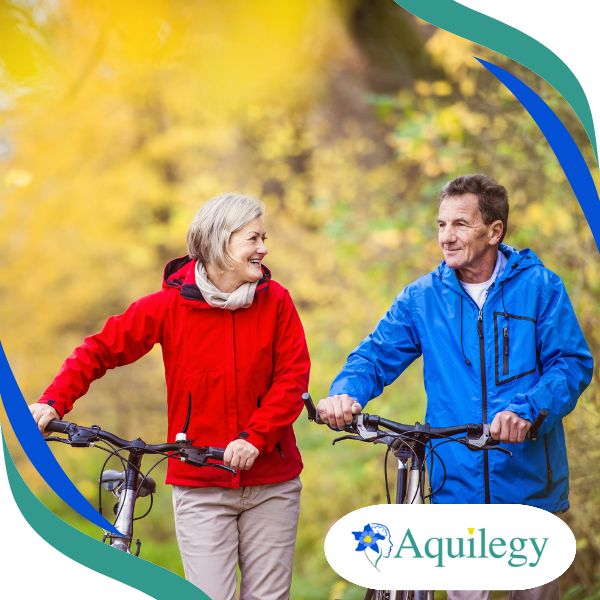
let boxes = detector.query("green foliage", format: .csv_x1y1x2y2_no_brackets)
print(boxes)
1,2,599,598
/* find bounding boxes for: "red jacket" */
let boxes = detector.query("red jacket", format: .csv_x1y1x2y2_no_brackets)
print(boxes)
38,257,310,488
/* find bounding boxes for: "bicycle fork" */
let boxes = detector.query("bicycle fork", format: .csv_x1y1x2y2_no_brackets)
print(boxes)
104,449,142,554
395,444,424,505
374,445,432,600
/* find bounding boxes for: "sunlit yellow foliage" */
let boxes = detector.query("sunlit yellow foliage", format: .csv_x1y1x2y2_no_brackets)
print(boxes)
425,29,476,73
1,2,599,599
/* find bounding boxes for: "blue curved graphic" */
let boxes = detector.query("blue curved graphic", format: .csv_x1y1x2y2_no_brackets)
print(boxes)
0,341,120,534
477,58,600,250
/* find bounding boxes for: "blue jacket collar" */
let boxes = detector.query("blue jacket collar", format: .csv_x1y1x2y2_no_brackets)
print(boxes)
434,244,543,295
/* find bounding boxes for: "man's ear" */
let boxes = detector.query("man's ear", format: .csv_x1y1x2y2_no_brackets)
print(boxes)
488,220,504,245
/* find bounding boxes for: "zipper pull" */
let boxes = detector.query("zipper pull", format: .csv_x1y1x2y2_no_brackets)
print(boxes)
503,326,509,375
477,310,484,339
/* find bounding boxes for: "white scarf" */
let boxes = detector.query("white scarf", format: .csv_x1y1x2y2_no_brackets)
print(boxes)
195,261,257,310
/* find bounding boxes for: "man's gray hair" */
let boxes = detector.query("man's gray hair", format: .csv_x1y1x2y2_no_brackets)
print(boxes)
187,192,264,270
440,174,509,243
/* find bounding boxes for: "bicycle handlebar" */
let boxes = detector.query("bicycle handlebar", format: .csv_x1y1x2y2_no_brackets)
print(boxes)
302,393,548,444
45,420,226,466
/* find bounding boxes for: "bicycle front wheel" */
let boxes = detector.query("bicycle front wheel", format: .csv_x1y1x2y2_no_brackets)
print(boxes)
372,591,434,600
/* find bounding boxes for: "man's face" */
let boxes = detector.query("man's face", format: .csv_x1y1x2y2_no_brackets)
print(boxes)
437,193,501,279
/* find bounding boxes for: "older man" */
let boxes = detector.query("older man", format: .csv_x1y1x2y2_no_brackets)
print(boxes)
318,174,592,600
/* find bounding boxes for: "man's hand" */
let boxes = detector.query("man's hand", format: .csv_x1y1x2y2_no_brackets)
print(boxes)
316,394,362,429
223,439,259,470
490,410,531,443
29,403,60,436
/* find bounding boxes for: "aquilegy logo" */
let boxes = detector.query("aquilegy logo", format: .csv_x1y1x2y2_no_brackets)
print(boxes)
327,504,575,590
352,523,394,570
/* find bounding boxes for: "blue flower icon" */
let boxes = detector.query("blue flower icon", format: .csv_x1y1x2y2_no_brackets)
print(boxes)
352,523,393,570
352,524,385,553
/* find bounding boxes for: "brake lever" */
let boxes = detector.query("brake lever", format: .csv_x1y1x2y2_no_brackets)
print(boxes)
461,437,513,457
204,463,237,474
45,436,70,444
332,434,370,445
486,445,512,457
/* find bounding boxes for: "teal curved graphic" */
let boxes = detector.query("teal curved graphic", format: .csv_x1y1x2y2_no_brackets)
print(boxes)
394,0,598,160
2,435,210,600
0,341,120,535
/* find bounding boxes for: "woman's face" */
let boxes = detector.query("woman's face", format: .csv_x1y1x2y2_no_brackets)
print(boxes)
226,217,268,286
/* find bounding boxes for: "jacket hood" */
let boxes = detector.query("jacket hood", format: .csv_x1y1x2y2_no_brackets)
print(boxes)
162,256,271,303
434,244,543,291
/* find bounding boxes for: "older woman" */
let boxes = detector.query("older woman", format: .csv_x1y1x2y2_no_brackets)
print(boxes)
30,193,310,600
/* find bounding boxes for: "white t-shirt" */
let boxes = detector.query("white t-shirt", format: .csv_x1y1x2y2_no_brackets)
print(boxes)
461,251,507,309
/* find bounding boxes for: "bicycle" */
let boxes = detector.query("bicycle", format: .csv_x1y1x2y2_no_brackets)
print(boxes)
302,393,547,600
45,419,232,555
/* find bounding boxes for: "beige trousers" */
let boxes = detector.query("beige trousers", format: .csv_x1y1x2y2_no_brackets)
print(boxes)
172,477,302,600
447,580,560,600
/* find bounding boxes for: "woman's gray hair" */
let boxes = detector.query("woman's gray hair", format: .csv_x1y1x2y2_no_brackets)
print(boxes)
187,192,264,270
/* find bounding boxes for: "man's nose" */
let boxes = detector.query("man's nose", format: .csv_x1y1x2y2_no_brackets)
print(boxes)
439,227,456,243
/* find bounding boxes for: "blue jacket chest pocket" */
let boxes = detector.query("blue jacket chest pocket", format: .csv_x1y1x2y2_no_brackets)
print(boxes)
494,312,538,385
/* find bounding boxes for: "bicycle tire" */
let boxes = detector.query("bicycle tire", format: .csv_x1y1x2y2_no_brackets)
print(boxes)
369,591,434,600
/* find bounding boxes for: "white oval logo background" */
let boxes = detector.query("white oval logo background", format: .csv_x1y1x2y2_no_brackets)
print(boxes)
324,504,575,590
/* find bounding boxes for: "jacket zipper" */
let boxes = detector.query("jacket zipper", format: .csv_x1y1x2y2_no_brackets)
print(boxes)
478,309,491,504
503,326,509,376
543,435,553,492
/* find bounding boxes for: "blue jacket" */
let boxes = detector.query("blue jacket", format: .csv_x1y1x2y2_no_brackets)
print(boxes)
330,245,593,511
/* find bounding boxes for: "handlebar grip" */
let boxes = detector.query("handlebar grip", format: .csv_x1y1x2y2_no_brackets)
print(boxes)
302,392,324,424
527,410,548,441
45,420,71,434
207,447,225,461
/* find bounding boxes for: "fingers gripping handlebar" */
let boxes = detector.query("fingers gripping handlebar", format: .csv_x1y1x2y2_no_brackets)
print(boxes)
302,393,549,445
45,420,231,472
45,420,71,434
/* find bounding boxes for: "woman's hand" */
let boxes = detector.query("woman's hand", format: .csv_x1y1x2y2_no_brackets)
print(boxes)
29,403,60,435
223,439,259,470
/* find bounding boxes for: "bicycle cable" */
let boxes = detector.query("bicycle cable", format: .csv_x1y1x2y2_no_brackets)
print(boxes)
379,432,479,504
95,441,130,517
132,454,172,522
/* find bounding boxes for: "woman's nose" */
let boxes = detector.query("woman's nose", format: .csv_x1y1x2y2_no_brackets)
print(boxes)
257,240,268,255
